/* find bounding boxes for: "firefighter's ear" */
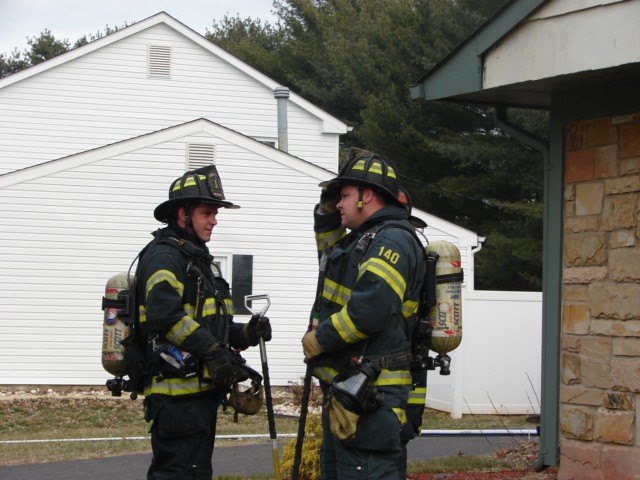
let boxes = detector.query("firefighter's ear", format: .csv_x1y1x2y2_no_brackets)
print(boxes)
176,205,189,226
362,188,377,205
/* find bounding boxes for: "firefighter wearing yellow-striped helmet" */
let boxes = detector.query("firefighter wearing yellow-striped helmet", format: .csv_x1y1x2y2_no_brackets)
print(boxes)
303,148,425,478
319,148,403,212
135,164,270,479
154,165,240,223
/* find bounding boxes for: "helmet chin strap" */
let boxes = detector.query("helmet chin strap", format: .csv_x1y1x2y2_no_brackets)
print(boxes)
184,205,195,233
357,188,365,209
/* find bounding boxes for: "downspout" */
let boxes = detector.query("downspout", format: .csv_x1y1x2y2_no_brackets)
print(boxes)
493,106,558,471
470,236,486,291
274,86,290,153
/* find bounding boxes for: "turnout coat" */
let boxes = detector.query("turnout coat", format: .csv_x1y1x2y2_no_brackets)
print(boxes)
311,203,425,425
136,226,249,397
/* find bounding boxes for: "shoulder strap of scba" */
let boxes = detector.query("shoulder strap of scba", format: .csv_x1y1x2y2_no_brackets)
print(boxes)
354,220,449,342
128,230,231,337
103,229,195,333
355,219,429,283
102,230,215,396
354,220,435,340
101,236,155,333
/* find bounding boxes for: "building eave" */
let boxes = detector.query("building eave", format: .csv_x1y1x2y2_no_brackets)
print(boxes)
409,0,547,104
425,63,640,110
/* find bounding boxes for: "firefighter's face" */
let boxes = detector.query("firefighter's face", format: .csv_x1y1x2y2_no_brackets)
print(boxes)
336,184,371,230
179,203,219,242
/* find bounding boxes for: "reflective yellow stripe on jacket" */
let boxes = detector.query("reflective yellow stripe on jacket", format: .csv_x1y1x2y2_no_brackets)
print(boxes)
147,269,184,296
374,369,412,386
358,257,406,301
143,376,214,397
393,407,407,425
165,315,200,346
312,366,340,385
330,308,368,344
312,367,411,388
316,228,346,250
407,386,427,405
322,278,350,307
402,299,418,318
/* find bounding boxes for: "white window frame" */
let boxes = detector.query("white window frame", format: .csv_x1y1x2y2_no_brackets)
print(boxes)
211,251,231,280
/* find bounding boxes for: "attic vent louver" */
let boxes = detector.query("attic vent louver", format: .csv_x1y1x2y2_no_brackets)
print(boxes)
148,45,171,78
187,143,215,169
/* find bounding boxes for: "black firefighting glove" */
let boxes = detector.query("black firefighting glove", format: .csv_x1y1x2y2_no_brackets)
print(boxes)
319,183,341,214
202,345,236,388
243,315,272,347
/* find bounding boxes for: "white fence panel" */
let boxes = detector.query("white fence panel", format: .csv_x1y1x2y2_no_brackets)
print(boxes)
426,290,542,418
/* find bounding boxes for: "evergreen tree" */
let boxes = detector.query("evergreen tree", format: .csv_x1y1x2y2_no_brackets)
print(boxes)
208,0,545,291
2,1,546,290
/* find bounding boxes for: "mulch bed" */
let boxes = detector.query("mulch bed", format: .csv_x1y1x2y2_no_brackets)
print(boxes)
408,466,558,479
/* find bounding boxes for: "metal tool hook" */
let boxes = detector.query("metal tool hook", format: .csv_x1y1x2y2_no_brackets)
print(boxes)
244,293,271,318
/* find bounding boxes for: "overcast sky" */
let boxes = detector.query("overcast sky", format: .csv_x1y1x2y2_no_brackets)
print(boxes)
0,0,279,56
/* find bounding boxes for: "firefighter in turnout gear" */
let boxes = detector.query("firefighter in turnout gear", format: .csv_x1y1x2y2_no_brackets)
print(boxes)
301,149,425,479
138,165,271,479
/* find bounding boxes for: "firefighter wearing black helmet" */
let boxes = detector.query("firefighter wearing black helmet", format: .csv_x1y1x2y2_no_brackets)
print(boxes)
137,165,271,479
302,149,425,479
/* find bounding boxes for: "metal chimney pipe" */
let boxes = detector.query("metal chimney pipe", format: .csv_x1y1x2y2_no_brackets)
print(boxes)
274,86,289,153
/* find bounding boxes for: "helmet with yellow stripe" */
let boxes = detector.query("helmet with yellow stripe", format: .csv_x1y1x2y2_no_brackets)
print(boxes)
154,165,240,222
319,148,401,205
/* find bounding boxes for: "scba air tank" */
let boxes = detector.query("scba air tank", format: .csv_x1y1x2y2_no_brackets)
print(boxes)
101,272,133,377
425,240,463,356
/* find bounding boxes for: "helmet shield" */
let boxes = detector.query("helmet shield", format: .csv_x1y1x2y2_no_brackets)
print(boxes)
154,165,240,222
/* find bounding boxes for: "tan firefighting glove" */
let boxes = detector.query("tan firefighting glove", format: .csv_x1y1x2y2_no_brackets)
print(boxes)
327,396,359,440
319,184,341,214
301,330,324,363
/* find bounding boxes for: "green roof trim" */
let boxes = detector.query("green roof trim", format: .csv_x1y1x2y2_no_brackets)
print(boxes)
410,0,546,101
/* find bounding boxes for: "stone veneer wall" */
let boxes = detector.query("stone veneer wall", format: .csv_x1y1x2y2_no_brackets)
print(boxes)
559,112,640,479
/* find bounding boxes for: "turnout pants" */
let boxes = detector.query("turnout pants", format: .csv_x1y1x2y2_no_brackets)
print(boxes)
320,402,403,480
399,368,428,478
144,390,224,480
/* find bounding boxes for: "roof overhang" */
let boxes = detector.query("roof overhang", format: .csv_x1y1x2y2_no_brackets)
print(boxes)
409,0,640,109
415,63,640,110
409,0,547,107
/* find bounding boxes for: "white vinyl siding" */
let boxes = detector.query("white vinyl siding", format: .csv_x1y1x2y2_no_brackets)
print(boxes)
0,122,480,386
0,23,341,175
0,14,480,391
0,132,321,385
